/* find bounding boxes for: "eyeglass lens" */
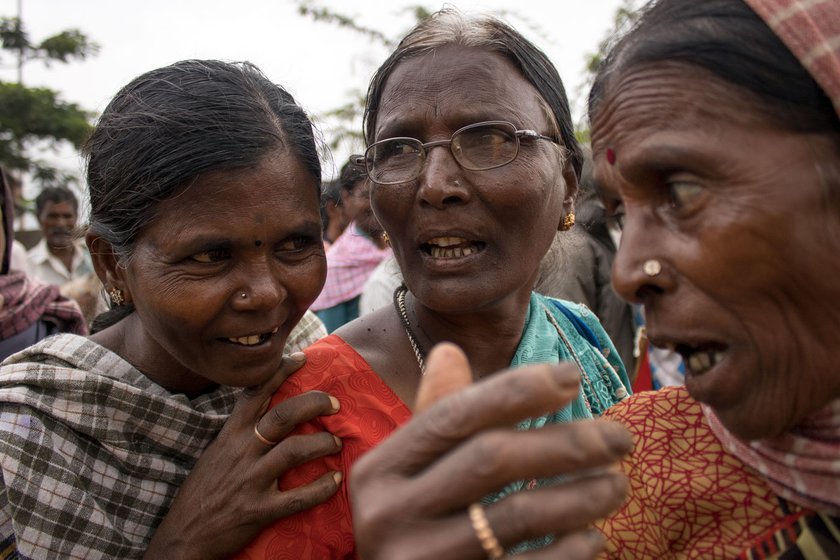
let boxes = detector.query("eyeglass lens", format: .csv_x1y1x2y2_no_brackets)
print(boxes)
368,122,520,184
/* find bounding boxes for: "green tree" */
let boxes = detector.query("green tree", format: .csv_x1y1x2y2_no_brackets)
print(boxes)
0,16,98,190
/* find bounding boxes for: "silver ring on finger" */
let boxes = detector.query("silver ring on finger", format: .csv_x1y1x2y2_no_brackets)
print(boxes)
254,424,279,447
469,502,504,559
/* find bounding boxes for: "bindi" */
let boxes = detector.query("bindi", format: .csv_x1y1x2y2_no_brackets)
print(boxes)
606,148,616,165
254,239,263,247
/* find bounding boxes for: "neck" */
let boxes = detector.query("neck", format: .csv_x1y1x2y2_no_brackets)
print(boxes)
91,315,216,398
402,288,531,379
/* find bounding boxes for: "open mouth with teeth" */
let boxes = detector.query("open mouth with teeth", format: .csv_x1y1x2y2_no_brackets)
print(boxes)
422,236,486,259
673,343,727,375
225,327,279,347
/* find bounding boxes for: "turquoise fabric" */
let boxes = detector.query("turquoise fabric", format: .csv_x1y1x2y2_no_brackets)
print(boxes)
314,296,360,333
481,292,631,554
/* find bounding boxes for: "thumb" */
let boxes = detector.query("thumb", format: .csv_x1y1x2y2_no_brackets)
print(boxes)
414,342,473,413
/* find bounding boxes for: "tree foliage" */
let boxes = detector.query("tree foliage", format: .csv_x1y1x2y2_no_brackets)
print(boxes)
0,16,98,189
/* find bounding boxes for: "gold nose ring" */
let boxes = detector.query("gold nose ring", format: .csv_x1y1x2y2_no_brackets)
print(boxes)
643,259,662,277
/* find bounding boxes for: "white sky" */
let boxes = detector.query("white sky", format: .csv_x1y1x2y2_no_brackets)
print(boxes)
1,0,623,186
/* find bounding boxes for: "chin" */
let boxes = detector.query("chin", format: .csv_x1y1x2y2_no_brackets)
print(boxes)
715,407,789,441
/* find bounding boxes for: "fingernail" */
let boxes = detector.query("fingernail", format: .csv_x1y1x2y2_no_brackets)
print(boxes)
332,471,343,485
333,435,342,448
552,364,581,389
290,352,306,362
329,396,340,412
603,421,633,455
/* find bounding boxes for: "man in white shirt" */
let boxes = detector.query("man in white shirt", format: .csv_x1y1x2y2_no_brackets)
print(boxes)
26,187,93,287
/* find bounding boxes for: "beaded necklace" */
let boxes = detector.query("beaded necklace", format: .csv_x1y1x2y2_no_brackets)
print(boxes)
393,285,426,374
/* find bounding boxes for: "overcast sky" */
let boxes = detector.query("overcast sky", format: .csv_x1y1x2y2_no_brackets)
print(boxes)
1,0,624,185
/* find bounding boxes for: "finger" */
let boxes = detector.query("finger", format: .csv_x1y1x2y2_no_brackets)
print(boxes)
254,390,340,447
262,432,343,476
259,471,342,521
354,361,582,477
412,420,632,513
514,530,605,560
415,343,473,413
482,471,628,545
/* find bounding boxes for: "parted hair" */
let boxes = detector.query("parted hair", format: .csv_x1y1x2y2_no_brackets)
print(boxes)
84,59,321,260
362,8,584,180
83,59,321,331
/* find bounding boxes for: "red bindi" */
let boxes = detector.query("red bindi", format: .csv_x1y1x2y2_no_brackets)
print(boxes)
606,148,616,165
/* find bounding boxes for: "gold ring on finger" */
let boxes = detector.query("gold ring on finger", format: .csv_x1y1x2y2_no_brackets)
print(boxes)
469,502,504,559
254,424,279,447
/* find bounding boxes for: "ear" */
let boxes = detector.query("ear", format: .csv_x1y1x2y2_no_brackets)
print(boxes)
86,232,133,305
558,163,579,231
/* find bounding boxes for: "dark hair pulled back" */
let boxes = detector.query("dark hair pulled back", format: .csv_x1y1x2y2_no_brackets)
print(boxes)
85,59,321,330
363,8,583,180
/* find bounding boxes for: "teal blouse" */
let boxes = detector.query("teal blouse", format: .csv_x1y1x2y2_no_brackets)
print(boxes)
483,292,631,554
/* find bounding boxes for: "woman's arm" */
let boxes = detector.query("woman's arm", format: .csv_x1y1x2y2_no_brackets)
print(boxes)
352,344,633,560
145,353,342,560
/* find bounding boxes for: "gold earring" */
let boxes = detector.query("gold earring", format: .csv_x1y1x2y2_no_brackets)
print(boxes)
382,231,390,245
109,287,124,307
561,212,575,231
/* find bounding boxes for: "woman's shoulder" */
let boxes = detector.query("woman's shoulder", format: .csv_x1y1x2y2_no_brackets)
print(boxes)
538,294,610,341
274,333,387,406
602,385,701,429
2,333,97,368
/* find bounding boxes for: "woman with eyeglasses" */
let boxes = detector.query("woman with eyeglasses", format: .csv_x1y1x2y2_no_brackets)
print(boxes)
237,8,632,559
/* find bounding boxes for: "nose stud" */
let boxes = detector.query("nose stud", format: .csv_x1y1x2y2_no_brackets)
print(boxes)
643,259,662,277
240,292,247,299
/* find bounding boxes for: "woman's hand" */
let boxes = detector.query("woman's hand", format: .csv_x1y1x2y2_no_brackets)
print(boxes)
351,343,632,560
145,352,342,560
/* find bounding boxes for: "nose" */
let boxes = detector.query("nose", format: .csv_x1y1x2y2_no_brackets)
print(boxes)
418,143,471,208
232,261,286,310
611,214,672,305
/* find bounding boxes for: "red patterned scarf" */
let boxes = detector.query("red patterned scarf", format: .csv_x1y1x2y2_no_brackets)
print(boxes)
704,402,840,515
744,0,840,115
0,271,88,340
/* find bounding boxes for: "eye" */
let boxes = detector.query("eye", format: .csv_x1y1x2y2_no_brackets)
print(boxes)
378,139,420,159
667,180,704,211
457,125,515,167
277,235,312,253
190,248,231,263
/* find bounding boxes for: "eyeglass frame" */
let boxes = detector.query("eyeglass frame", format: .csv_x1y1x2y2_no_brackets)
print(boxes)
356,120,562,186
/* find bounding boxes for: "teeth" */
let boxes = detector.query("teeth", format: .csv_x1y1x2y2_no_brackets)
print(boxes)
428,236,467,247
685,349,724,374
230,335,261,346
430,245,477,258
228,329,277,346
688,352,711,373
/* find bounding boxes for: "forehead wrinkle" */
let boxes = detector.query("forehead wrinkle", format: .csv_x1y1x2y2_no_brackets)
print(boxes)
377,48,546,137
592,64,781,152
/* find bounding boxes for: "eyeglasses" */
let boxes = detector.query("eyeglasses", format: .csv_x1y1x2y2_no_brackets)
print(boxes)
360,121,560,185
